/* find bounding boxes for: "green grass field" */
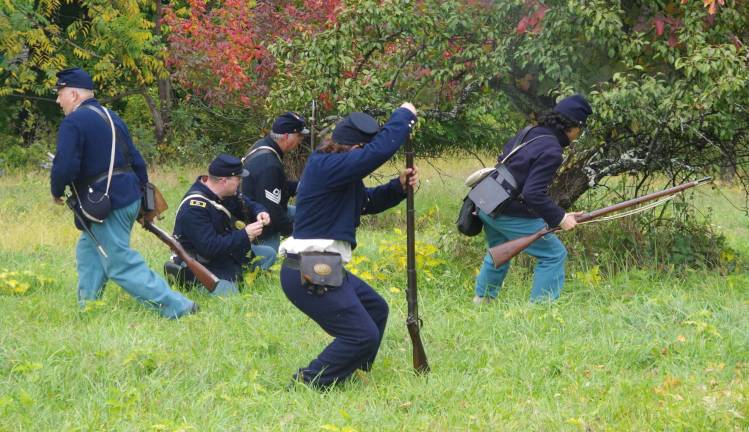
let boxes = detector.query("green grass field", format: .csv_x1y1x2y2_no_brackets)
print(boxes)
0,160,747,431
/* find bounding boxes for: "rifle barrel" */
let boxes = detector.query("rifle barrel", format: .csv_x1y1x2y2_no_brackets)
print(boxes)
404,134,429,373
406,150,417,316
66,195,108,258
488,177,712,268
578,177,712,223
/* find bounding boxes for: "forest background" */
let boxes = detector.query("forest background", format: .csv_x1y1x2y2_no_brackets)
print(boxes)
2,0,748,205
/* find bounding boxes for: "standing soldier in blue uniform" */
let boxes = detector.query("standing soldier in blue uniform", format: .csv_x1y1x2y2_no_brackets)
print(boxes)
241,112,308,269
473,94,592,304
50,67,197,318
170,154,272,296
280,102,420,389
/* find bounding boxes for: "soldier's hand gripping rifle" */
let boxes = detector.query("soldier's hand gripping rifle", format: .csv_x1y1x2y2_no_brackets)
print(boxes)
489,177,713,268
405,134,430,374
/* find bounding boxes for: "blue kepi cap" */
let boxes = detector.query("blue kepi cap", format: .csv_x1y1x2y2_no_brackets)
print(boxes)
209,154,249,177
55,67,94,91
272,112,309,135
552,94,592,126
332,112,380,145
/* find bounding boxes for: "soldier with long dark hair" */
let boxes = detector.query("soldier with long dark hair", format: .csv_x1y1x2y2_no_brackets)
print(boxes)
473,95,593,304
280,103,419,389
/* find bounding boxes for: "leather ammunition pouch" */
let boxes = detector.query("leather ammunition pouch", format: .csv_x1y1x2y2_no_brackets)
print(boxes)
285,252,345,296
70,186,112,226
164,256,206,289
164,258,189,285
141,182,169,223
457,127,553,234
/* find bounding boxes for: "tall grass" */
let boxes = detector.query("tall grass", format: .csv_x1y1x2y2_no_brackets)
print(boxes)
0,162,747,431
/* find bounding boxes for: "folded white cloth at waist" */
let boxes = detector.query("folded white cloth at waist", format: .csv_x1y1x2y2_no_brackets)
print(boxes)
279,237,352,263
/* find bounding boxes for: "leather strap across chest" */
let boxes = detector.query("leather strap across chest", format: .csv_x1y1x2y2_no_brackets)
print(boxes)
176,192,232,220
242,145,281,164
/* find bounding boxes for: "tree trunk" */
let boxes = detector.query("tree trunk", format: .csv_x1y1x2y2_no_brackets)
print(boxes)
152,0,172,144
549,160,593,210
142,92,166,143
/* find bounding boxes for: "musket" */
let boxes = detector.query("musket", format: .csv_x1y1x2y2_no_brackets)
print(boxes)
46,152,108,258
405,134,430,374
139,184,220,292
66,194,108,258
310,100,316,150
489,177,713,268
141,220,219,292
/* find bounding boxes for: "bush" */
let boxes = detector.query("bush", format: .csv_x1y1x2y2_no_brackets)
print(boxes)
0,141,53,170
564,202,738,275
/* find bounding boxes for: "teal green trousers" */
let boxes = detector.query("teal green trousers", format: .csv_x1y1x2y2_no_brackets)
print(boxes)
475,212,567,302
76,200,195,318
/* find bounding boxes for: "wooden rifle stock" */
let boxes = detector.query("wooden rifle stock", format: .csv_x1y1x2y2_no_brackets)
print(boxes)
141,221,219,292
405,134,430,374
406,318,429,373
489,177,713,268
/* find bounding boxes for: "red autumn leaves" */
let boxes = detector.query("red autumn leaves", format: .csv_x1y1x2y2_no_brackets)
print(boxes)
162,0,340,107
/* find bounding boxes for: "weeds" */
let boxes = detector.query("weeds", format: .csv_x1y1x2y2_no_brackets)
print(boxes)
0,167,747,431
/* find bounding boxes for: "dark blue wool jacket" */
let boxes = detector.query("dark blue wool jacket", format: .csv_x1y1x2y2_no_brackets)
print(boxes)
173,178,267,281
500,126,569,227
51,98,148,209
292,107,416,248
241,136,297,237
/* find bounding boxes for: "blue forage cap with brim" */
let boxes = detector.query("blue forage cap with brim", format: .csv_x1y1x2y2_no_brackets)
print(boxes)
331,112,380,146
553,94,592,126
209,154,249,177
272,112,310,135
55,67,94,91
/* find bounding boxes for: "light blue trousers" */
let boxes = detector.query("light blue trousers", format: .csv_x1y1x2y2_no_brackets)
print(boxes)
76,200,196,318
250,244,278,271
195,279,240,297
475,213,567,302
252,205,295,270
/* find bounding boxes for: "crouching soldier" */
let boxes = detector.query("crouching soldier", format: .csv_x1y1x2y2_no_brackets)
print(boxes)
280,103,420,389
167,154,273,296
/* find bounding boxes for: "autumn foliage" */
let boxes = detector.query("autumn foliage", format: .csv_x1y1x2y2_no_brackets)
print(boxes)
162,0,340,107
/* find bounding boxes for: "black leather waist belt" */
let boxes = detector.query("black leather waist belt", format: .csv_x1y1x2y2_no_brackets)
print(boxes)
284,253,300,270
77,165,134,190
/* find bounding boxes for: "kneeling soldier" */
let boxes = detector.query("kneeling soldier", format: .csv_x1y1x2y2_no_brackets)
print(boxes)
169,154,273,296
